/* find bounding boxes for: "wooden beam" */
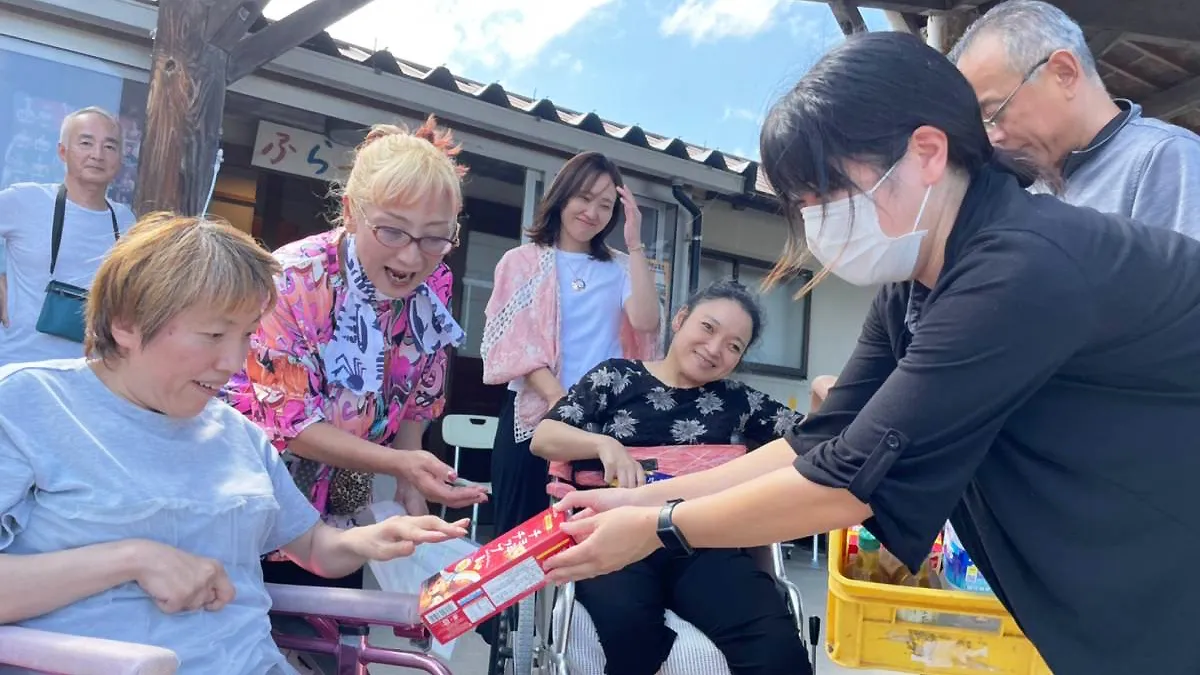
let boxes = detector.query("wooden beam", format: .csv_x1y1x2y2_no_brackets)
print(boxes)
821,0,1200,45
206,0,266,51
1016,0,1200,45
134,0,228,217
227,0,375,83
1143,75,1200,120
1098,61,1160,92
829,1,868,35
1123,41,1192,76
817,0,954,13
1087,29,1125,58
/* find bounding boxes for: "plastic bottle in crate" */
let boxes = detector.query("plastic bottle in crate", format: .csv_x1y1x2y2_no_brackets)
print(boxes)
849,528,888,583
941,521,993,594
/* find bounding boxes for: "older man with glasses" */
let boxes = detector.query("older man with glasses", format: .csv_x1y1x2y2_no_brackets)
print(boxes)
951,0,1200,239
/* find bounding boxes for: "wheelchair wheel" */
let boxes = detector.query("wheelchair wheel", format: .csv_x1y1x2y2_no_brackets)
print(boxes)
513,596,536,675
486,606,516,675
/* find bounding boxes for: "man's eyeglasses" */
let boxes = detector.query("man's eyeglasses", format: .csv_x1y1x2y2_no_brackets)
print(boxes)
983,55,1051,130
365,216,459,255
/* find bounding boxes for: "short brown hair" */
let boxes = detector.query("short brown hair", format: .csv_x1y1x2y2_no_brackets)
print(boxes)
86,212,280,362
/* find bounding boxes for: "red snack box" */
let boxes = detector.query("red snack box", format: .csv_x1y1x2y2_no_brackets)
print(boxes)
418,507,574,644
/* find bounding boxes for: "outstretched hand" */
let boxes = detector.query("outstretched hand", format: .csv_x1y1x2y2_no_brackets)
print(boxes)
399,450,489,509
544,505,661,584
353,515,471,562
552,486,641,519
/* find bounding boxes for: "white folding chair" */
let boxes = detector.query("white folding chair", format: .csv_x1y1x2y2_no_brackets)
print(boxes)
439,414,499,540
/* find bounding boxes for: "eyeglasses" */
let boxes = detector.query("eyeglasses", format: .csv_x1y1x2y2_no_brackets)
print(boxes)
983,55,1051,130
362,213,460,256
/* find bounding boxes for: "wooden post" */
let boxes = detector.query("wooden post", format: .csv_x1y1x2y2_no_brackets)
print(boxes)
884,10,922,36
927,10,978,54
829,1,868,35
134,0,374,217
135,0,229,217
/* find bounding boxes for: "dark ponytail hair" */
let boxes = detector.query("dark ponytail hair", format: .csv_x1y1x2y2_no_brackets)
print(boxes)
759,31,996,290
676,279,765,350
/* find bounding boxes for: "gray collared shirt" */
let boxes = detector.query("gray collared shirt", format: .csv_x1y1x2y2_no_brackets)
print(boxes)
1035,100,1200,240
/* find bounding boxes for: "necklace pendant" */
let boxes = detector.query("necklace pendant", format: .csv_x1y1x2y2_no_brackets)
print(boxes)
571,278,587,292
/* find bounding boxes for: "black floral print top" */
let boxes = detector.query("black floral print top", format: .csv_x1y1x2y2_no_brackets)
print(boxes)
544,358,804,449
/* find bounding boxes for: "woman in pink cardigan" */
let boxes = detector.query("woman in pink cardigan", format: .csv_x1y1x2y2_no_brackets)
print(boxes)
482,151,663,539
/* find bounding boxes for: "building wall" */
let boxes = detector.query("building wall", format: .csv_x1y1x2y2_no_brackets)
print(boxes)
698,198,876,411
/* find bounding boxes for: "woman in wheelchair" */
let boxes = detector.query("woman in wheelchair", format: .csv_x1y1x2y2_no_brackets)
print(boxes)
530,280,811,675
0,214,468,674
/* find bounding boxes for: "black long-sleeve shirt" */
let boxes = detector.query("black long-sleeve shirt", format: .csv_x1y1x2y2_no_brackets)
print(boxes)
791,164,1200,675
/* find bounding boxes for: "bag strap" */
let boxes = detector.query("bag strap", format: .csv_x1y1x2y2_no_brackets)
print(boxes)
49,183,121,277
49,184,66,276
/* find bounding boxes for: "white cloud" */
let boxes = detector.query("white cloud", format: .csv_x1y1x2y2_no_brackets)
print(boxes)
263,0,614,72
722,105,762,124
660,0,789,43
547,52,585,74
548,52,572,68
787,12,843,51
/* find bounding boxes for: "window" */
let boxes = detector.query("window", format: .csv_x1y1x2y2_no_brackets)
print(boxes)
0,38,148,203
606,201,677,318
696,250,812,378
456,230,516,358
0,36,148,280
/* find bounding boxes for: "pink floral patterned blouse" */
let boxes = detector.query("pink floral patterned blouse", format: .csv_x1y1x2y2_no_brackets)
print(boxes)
223,229,462,518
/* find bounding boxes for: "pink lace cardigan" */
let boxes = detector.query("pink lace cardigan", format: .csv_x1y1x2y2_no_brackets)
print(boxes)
481,243,663,442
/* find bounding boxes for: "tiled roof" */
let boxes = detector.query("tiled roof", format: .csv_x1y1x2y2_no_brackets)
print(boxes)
256,18,766,197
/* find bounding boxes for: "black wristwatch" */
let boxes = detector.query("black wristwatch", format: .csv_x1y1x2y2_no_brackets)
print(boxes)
656,499,694,557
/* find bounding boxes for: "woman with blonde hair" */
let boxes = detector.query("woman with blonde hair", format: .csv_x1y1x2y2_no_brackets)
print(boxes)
0,213,468,674
223,115,487,592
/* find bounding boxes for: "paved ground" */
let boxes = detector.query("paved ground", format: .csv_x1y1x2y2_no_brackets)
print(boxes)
363,542,901,675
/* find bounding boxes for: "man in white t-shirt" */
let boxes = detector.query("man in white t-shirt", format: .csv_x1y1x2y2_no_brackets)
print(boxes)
0,107,136,366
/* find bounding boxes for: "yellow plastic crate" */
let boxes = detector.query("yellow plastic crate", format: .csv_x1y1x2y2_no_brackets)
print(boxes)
826,529,1053,674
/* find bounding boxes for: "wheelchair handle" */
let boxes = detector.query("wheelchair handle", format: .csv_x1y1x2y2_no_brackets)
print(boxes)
808,615,821,672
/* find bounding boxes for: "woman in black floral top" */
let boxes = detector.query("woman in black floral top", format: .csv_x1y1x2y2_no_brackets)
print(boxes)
532,280,809,675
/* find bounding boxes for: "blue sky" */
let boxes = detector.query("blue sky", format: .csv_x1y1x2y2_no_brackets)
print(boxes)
266,0,890,161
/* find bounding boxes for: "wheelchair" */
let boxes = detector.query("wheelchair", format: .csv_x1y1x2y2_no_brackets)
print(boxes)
490,444,822,675
0,583,454,675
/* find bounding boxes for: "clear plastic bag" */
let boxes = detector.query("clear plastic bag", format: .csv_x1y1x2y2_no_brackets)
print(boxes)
366,501,481,659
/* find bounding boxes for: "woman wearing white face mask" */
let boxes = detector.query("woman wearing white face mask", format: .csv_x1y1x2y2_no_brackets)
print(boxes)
539,32,1200,675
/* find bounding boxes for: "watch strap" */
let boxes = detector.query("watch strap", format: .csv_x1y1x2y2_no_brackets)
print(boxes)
656,499,694,557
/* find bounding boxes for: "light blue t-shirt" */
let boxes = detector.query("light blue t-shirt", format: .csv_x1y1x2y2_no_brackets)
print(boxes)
0,359,321,675
554,250,632,390
0,183,135,366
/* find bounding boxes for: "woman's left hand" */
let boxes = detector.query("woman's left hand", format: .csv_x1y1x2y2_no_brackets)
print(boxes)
618,186,642,250
543,505,661,583
352,515,470,562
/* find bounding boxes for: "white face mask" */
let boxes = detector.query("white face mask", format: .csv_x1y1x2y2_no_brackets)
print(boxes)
801,161,932,286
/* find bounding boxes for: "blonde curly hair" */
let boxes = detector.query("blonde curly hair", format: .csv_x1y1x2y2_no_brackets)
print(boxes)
334,114,468,227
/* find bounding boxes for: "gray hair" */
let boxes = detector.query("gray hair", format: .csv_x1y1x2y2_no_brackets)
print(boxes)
59,106,123,147
950,0,1103,86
